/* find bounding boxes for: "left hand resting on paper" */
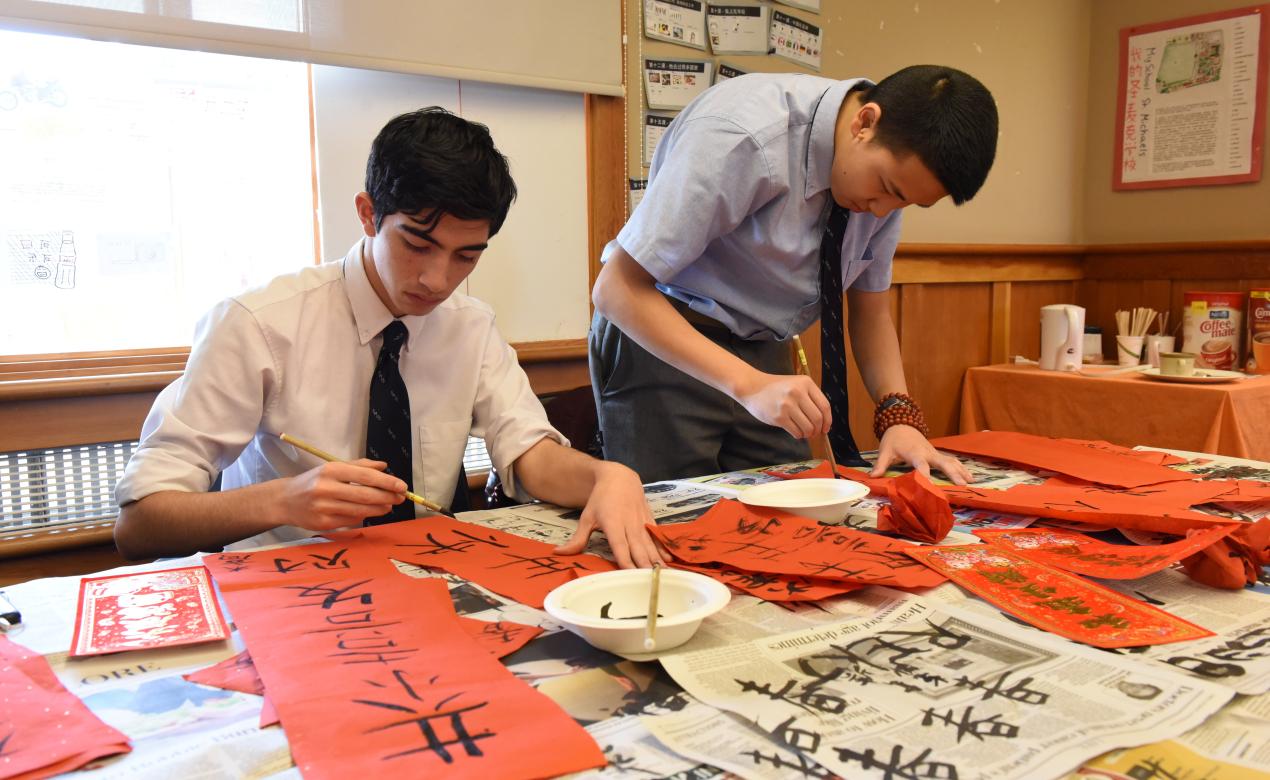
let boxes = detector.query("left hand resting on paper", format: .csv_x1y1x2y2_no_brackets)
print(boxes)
871,424,972,485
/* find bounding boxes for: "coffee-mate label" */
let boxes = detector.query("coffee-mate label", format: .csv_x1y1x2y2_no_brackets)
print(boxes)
1182,292,1243,370
1250,289,1270,374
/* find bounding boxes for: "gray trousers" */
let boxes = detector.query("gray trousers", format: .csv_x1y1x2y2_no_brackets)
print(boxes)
589,310,810,483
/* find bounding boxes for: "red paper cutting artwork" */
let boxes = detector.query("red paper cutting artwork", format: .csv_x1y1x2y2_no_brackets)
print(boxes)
904,545,1214,648
203,568,605,779
69,566,229,657
669,561,863,602
973,525,1240,580
329,517,617,608
0,636,131,779
648,499,946,589
929,431,1193,488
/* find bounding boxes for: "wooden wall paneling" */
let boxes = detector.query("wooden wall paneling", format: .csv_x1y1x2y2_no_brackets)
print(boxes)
584,94,626,295
1007,280,1077,360
990,282,1011,365
0,392,161,452
897,283,992,438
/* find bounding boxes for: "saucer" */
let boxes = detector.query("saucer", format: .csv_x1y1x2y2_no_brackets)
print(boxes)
1141,367,1246,384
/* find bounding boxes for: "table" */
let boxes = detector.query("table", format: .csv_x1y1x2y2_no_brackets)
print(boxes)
3,456,1269,780
960,363,1270,461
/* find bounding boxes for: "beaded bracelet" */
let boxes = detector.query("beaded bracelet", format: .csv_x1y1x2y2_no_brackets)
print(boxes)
873,392,930,439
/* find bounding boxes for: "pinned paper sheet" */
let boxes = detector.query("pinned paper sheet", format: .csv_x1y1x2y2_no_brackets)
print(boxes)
648,499,946,589
974,525,1240,580
904,545,1214,648
0,636,132,778
930,431,1194,488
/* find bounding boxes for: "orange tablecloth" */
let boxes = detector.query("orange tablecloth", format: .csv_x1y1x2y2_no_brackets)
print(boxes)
960,364,1270,461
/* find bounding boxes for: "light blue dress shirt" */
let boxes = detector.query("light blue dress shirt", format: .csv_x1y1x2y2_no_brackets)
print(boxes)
616,73,902,341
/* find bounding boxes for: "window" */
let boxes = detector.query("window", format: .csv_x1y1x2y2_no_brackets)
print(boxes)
0,29,314,356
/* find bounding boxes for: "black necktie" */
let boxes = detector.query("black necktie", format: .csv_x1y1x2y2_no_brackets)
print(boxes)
365,320,415,525
818,205,866,466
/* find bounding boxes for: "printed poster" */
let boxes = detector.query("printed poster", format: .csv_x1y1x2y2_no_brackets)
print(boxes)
644,0,708,51
644,112,674,167
776,0,821,11
629,179,648,213
770,9,823,71
1115,5,1268,189
716,62,749,81
707,3,771,55
644,58,714,110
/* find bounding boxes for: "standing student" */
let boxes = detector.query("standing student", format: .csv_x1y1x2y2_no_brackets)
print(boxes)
591,66,997,484
115,107,663,568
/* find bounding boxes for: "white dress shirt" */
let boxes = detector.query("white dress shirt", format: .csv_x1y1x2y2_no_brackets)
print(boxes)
116,241,564,549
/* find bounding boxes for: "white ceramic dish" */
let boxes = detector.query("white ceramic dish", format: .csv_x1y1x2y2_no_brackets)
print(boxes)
543,568,730,654
736,478,870,522
1141,367,1246,384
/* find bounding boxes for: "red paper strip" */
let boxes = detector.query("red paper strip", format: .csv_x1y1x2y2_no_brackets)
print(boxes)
204,569,605,779
457,618,544,659
904,545,1213,648
973,525,1240,580
0,636,131,779
1056,439,1188,466
876,470,954,543
669,561,862,602
183,650,265,695
765,461,890,495
329,517,618,608
648,499,946,589
929,431,1194,488
69,566,229,657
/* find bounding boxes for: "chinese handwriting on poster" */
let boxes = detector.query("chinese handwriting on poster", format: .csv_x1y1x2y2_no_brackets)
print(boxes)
644,112,674,167
707,4,771,56
644,58,714,110
1115,5,1267,189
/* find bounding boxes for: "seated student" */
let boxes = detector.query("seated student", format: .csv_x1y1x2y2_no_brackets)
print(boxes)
115,107,662,569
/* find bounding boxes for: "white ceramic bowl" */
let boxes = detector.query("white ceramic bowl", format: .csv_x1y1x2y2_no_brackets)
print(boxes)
737,477,869,523
543,568,730,654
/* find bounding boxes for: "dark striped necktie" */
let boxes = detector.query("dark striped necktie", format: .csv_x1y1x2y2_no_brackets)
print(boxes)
818,205,866,466
365,320,415,525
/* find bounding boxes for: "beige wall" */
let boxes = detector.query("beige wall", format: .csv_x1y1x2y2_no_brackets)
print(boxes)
625,0,1092,244
1084,0,1270,243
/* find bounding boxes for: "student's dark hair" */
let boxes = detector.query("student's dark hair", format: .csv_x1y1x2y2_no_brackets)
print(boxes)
364,106,517,235
859,65,998,205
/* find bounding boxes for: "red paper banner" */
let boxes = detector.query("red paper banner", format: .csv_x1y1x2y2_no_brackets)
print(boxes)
648,499,946,589
0,636,131,780
329,517,617,608
669,561,862,602
69,566,229,657
1056,439,1187,466
973,525,1240,579
929,431,1194,488
202,562,605,779
904,545,1214,648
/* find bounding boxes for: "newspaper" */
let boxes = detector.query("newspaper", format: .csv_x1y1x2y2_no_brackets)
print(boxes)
566,713,731,779
642,699,835,779
659,597,1232,780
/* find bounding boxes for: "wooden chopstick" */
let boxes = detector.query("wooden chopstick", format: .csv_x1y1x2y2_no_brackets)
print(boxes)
791,336,842,479
279,432,443,512
643,562,662,651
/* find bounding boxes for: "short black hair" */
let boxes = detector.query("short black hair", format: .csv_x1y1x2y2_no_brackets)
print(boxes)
860,65,998,205
364,107,517,235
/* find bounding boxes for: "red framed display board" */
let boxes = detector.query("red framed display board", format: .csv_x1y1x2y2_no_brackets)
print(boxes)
1114,5,1268,190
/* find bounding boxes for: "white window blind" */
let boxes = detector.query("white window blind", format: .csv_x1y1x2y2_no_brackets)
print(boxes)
0,0,623,96
0,440,136,537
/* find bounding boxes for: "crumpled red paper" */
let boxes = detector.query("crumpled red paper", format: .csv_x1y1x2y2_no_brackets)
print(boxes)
876,470,954,543
1182,517,1270,589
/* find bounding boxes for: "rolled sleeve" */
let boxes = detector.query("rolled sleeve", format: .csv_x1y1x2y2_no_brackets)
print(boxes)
469,322,565,503
115,300,277,506
617,116,777,283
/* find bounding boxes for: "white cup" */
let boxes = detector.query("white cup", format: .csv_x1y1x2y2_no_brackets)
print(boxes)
1145,335,1175,368
1116,335,1145,367
1040,304,1085,371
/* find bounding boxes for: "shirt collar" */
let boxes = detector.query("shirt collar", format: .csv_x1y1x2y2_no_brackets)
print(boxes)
805,77,873,200
343,239,398,346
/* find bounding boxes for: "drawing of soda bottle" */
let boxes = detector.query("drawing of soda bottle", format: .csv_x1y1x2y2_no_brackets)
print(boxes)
55,230,76,289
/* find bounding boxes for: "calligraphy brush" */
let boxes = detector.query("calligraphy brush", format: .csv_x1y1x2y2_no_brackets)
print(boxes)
643,562,662,651
278,432,443,512
791,335,844,480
